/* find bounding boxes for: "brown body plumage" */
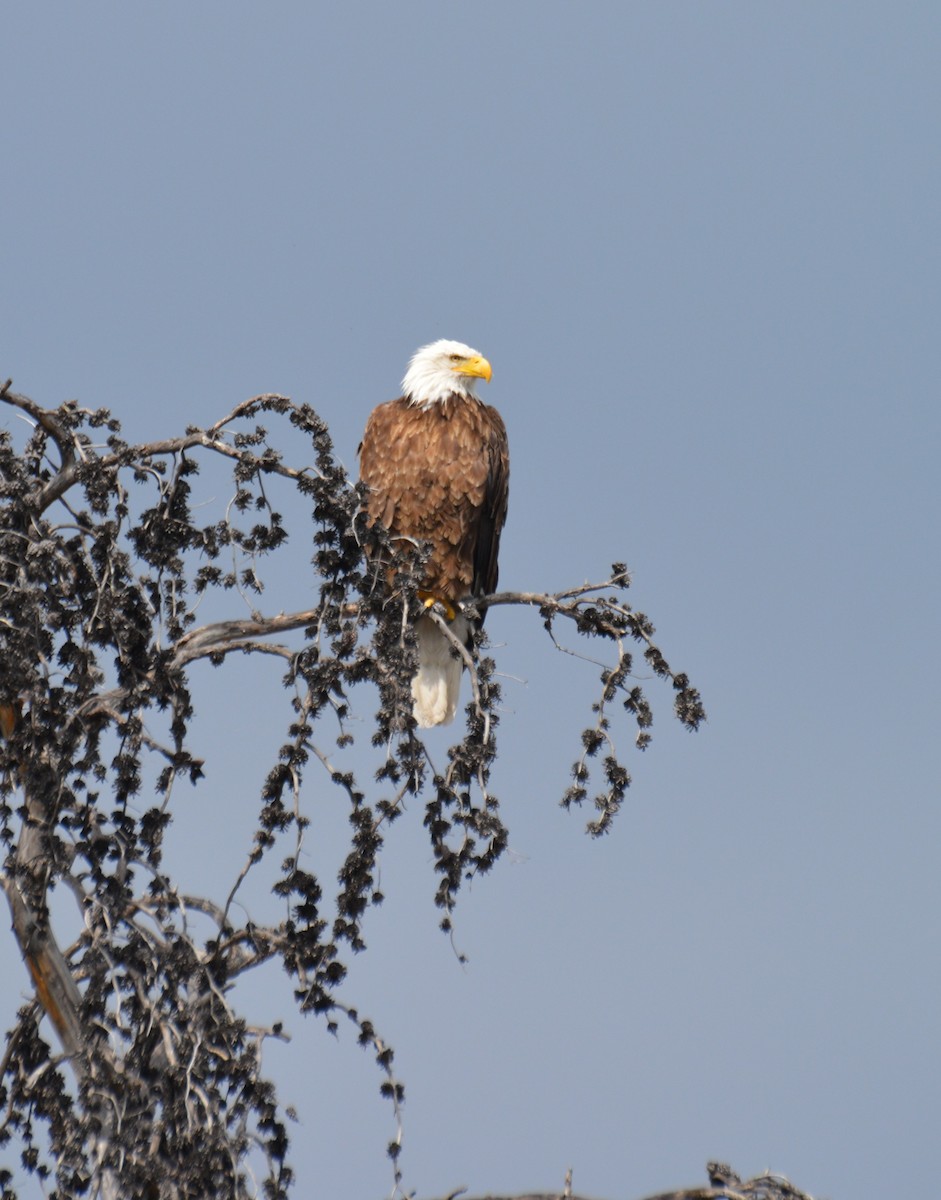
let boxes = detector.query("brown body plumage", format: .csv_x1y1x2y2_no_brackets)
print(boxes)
359,339,509,727
0,702,19,741
359,395,508,605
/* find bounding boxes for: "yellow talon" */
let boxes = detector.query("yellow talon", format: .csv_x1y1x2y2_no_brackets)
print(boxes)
418,591,457,621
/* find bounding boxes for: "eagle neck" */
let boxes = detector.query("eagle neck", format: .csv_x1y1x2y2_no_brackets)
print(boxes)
407,391,481,413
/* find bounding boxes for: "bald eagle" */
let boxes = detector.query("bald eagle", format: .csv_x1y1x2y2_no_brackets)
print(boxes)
359,339,510,727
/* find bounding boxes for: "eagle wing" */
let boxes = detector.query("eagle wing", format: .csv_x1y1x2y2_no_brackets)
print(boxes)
469,403,509,613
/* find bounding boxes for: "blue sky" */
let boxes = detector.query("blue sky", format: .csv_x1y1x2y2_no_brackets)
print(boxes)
2,3,939,1197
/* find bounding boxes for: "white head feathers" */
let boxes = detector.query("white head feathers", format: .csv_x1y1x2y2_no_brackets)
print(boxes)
401,339,493,408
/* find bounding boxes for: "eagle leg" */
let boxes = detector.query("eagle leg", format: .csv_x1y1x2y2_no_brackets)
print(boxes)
417,590,457,622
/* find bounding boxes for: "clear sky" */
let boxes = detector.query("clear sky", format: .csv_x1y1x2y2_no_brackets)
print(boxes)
2,3,939,1198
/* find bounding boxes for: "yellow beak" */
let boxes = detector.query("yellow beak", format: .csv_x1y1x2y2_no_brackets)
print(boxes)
454,354,492,383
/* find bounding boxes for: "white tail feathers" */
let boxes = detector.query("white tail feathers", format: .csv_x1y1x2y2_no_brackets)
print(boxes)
411,613,469,728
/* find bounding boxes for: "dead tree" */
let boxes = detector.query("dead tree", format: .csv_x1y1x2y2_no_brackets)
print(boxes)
0,382,704,1198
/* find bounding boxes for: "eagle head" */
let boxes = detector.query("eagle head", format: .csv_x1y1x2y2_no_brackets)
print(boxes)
402,339,492,408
